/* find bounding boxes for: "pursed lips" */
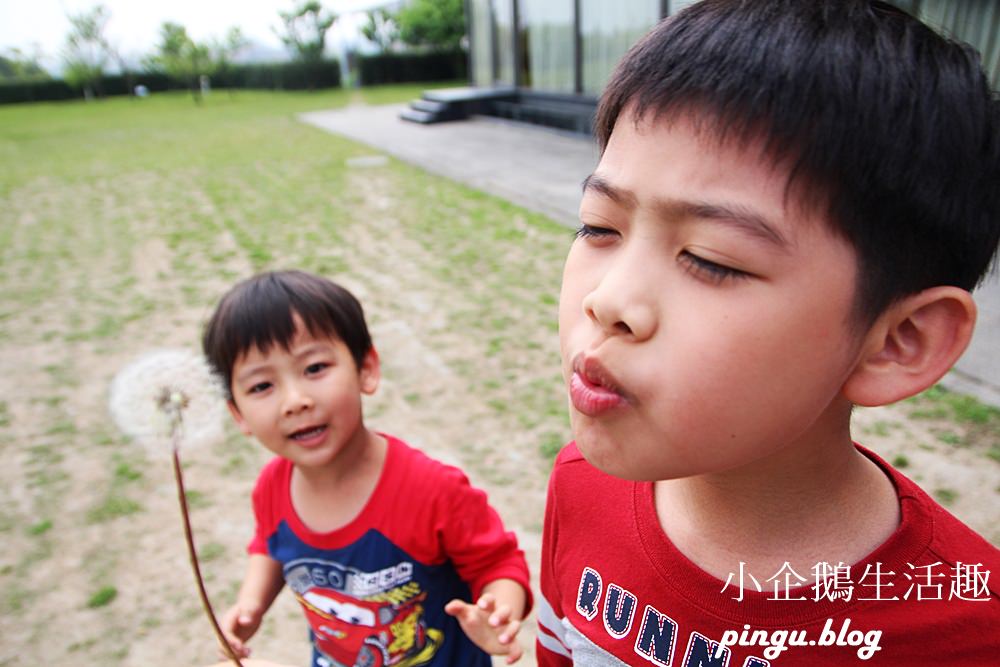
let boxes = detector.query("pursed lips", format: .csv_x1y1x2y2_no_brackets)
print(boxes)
569,353,632,415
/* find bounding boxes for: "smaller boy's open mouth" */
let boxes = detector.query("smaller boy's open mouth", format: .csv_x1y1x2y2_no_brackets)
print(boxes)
289,425,328,443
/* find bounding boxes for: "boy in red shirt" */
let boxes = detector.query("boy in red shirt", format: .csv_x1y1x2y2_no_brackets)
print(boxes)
202,270,530,666
538,1,1000,665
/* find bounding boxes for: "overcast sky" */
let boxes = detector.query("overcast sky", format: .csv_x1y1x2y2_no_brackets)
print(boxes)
0,0,390,71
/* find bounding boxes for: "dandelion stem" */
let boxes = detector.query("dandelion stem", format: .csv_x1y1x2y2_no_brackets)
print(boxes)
173,444,244,667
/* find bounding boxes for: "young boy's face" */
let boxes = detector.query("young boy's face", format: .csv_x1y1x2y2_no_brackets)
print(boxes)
227,315,379,469
559,108,866,481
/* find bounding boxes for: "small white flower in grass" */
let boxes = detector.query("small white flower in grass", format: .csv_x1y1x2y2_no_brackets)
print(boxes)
109,349,226,451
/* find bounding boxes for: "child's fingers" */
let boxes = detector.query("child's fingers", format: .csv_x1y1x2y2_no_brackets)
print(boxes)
219,612,243,649
218,639,250,660
444,598,472,618
488,602,513,627
218,623,250,657
476,592,497,611
219,605,261,658
503,638,524,664
498,618,522,644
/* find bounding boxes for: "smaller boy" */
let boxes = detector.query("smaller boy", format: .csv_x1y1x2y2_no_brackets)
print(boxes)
202,270,530,667
538,1,999,666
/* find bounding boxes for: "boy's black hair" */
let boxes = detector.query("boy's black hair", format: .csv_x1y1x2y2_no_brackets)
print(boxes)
597,0,1000,323
202,270,372,398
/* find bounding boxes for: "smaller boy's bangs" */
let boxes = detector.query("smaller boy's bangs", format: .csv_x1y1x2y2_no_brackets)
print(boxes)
203,271,372,396
225,282,314,360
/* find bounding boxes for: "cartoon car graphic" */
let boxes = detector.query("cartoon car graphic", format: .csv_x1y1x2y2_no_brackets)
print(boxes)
296,586,434,667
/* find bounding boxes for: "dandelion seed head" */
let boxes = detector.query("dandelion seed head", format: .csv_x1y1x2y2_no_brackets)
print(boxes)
109,349,226,452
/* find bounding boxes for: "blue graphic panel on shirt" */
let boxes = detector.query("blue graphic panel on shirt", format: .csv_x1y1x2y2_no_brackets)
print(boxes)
268,522,488,667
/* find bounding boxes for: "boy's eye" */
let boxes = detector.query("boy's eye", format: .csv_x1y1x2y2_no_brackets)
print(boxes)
248,381,272,394
575,224,618,241
305,362,330,375
679,251,751,284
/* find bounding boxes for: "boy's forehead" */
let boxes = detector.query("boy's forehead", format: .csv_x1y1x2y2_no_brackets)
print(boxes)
233,317,341,368
610,107,793,181
597,108,831,235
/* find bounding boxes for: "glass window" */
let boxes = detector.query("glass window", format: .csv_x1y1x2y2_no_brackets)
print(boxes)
580,0,661,95
469,0,493,87
916,0,1000,88
519,0,575,92
887,0,920,13
492,0,516,85
669,0,699,12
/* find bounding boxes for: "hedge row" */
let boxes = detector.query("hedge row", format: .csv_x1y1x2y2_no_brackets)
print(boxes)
0,73,167,104
1,51,468,105
0,60,343,105
213,60,342,90
357,50,466,85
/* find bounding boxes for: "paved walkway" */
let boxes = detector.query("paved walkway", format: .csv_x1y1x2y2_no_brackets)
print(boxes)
300,103,1000,407
300,103,598,228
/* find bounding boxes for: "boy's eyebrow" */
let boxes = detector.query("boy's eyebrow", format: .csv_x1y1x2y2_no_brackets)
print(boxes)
291,342,335,359
234,363,269,385
582,173,639,208
582,174,790,250
676,201,790,249
233,341,335,384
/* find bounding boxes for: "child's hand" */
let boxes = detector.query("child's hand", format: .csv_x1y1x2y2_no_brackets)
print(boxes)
445,593,523,664
219,602,264,659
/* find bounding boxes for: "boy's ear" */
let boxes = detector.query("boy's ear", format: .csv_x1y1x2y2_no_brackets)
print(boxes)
843,286,976,407
359,346,381,395
227,400,254,436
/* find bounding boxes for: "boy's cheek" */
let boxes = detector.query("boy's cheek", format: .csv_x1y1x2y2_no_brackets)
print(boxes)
226,400,254,436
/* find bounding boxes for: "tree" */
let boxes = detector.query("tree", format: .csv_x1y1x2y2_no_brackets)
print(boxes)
361,8,400,53
148,22,213,101
275,1,336,89
62,5,113,99
394,0,466,52
213,27,249,89
146,23,246,102
0,48,49,81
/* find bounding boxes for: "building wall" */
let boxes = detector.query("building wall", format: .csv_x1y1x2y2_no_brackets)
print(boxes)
467,0,1000,96
913,0,1000,88
579,0,661,94
520,0,575,92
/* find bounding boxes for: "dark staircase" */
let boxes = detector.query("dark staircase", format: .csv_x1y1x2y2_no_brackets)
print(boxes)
400,86,517,125
488,95,596,134
400,87,597,135
398,98,457,124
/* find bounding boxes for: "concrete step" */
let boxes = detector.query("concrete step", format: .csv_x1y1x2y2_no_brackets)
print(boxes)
411,98,449,114
399,108,437,124
423,86,517,103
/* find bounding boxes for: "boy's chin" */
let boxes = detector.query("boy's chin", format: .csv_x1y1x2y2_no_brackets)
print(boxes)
574,431,663,482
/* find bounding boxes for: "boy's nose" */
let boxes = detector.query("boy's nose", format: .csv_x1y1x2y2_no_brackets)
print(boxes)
282,386,315,415
582,272,657,341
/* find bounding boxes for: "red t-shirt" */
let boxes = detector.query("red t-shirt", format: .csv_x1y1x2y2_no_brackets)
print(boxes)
249,434,531,667
538,442,1000,666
